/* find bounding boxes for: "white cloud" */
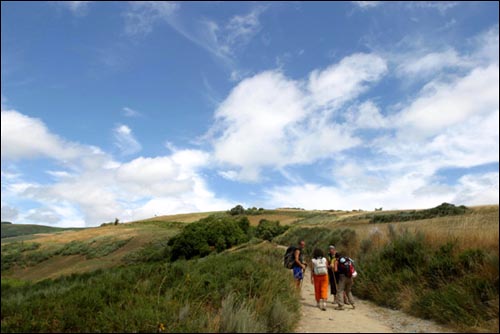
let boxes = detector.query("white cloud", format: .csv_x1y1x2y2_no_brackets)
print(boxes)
113,124,142,155
1,107,231,227
225,6,266,50
54,1,93,15
395,64,499,138
1,204,19,222
266,167,498,212
396,49,468,77
409,2,459,14
122,106,141,117
352,2,382,9
9,147,228,226
25,208,61,224
210,53,387,181
124,1,179,36
1,110,85,160
123,3,265,74
308,53,387,108
453,172,499,206
345,101,388,129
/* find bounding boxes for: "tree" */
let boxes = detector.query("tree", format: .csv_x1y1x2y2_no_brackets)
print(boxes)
229,205,245,216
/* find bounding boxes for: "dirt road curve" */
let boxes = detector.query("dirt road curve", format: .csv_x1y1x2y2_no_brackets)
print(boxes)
295,275,454,333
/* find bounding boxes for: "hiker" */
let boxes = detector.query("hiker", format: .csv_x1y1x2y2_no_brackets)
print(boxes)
311,248,329,310
327,245,339,303
334,254,355,310
292,240,307,290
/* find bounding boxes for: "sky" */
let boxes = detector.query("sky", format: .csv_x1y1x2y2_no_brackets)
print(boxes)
1,1,499,227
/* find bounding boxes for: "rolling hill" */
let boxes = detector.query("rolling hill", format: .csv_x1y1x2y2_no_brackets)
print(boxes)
1,204,498,332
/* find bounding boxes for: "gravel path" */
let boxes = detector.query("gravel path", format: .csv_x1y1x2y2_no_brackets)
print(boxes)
295,273,455,333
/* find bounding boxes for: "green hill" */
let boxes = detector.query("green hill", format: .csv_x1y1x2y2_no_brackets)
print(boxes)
1,205,498,332
1,222,83,239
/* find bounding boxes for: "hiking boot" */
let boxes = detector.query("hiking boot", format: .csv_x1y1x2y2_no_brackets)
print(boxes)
351,304,355,309
335,305,344,310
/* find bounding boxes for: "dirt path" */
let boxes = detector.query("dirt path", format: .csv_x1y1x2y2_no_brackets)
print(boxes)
295,275,454,333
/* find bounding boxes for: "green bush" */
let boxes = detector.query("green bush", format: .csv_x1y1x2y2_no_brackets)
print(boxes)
369,203,469,224
168,214,251,261
229,205,245,216
255,219,288,241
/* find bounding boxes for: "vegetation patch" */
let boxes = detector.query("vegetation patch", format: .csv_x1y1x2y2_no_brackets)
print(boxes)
275,227,358,258
255,219,288,241
1,237,131,272
1,223,83,239
167,214,252,260
355,229,498,331
1,244,300,333
369,203,469,224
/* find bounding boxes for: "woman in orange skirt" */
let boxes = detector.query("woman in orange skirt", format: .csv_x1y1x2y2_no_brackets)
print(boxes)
310,248,329,310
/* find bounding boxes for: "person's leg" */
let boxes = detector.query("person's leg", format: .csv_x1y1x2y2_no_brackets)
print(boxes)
345,277,355,309
334,275,346,309
314,275,322,306
320,275,328,310
293,267,303,291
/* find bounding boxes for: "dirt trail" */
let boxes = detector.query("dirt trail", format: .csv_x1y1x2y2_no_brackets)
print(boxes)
295,274,454,333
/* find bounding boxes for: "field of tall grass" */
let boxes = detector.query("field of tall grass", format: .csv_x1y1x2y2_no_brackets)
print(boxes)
1,205,498,332
1,242,299,333
277,205,499,332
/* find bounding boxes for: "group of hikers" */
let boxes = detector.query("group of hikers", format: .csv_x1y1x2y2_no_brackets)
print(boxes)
289,240,356,311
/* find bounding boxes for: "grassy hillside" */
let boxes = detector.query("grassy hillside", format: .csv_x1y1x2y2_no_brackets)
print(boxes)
1,204,498,332
276,204,499,332
1,222,84,240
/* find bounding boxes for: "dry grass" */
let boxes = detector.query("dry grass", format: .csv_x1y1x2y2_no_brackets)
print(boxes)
4,224,176,281
246,214,300,226
133,211,221,223
317,205,499,254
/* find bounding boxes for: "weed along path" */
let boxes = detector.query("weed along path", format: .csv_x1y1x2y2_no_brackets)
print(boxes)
295,275,453,333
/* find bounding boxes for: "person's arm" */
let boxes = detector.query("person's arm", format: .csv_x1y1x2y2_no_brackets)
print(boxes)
334,259,338,272
294,249,305,270
310,260,314,283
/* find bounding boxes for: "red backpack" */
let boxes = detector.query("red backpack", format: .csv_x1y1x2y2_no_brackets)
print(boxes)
339,257,355,278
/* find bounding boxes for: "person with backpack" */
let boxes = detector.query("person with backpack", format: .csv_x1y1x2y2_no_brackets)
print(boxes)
310,248,329,310
289,240,306,290
326,245,339,304
333,253,355,310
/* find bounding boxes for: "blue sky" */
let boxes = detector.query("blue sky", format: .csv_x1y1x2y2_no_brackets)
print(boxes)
1,1,499,227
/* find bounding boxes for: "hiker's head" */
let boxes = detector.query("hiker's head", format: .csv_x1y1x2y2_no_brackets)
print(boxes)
329,245,336,254
313,248,324,259
298,240,305,249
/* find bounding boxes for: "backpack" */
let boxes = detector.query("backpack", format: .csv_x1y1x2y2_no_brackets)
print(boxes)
339,257,355,278
284,245,297,269
313,257,328,275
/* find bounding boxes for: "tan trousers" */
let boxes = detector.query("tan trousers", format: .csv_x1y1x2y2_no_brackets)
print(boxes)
334,274,354,307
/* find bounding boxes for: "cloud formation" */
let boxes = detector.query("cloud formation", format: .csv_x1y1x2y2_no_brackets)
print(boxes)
1,109,231,227
210,53,387,181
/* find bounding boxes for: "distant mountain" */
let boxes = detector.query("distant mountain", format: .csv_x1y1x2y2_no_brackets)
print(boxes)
1,222,83,239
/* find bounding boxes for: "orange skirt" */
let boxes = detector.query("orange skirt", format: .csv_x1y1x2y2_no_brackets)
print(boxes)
313,274,328,301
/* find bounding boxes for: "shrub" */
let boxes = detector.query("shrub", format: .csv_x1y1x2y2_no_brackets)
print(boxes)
370,203,469,224
255,219,288,241
229,205,245,216
356,230,498,331
168,214,250,261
